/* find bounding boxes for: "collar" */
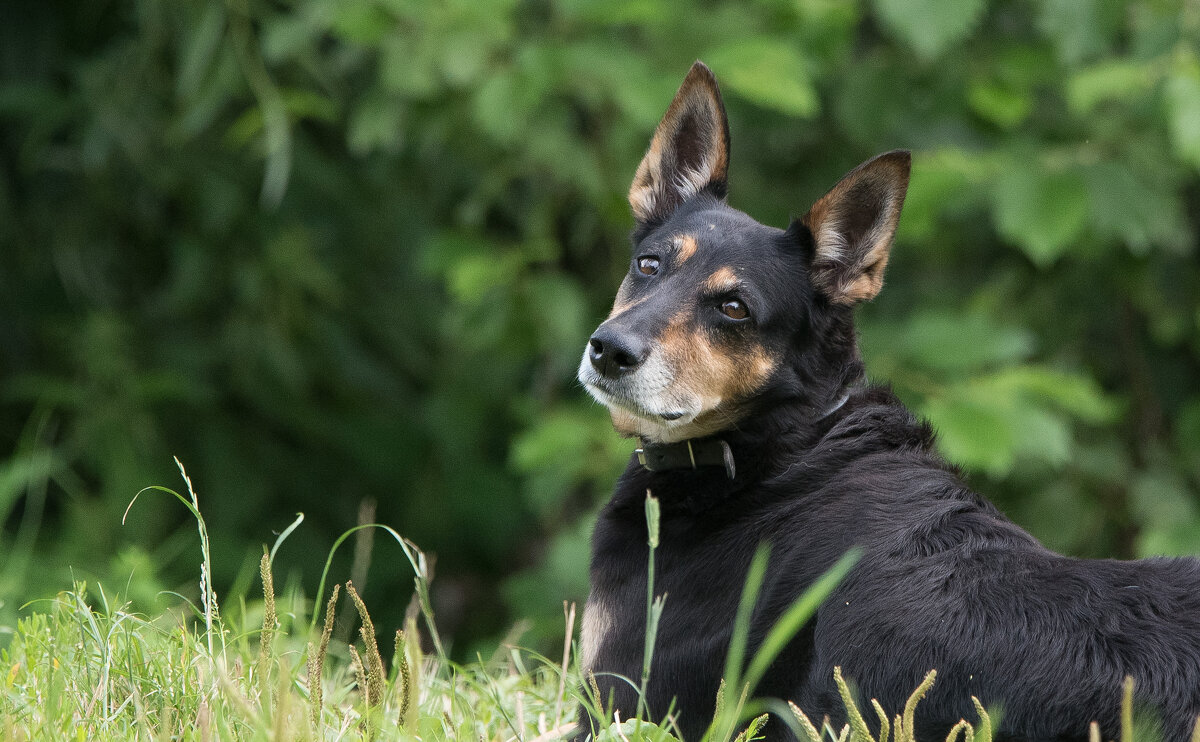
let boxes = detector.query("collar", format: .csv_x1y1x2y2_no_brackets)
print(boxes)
632,392,853,480
636,438,736,479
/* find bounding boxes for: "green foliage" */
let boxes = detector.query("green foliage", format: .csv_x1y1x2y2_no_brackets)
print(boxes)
1,0,1199,653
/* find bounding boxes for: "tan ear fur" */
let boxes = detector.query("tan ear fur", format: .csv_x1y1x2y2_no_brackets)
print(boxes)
628,61,730,225
802,151,911,305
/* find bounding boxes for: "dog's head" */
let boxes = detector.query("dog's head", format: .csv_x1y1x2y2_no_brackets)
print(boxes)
579,62,910,443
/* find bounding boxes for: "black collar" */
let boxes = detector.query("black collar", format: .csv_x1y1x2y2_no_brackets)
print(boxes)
632,393,855,481
636,438,736,479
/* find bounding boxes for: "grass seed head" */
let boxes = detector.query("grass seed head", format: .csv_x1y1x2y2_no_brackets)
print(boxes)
257,552,278,708
307,583,340,730
346,580,385,707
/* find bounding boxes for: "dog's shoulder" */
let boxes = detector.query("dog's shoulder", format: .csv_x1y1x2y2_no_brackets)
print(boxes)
759,386,1043,557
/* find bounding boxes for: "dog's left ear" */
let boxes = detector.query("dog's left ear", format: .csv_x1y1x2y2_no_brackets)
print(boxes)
799,151,911,305
628,61,730,226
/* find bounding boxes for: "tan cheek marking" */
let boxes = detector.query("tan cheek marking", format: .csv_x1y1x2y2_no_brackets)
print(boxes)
661,313,778,413
675,234,698,264
731,348,779,398
703,266,738,294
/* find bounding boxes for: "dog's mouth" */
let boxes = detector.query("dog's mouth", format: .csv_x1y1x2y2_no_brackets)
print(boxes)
584,380,694,424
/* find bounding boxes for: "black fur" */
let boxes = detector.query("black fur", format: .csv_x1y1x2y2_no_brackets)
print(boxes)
578,64,1200,742
583,385,1200,741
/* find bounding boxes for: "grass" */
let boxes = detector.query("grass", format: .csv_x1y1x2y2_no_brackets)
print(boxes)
1,462,1195,741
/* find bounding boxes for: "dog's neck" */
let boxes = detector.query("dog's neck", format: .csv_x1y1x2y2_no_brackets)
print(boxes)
635,391,854,479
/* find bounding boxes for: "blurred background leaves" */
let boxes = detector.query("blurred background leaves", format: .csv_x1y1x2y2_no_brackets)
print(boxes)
0,0,1197,653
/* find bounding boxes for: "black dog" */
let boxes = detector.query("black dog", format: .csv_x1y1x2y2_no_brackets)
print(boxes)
576,61,1200,742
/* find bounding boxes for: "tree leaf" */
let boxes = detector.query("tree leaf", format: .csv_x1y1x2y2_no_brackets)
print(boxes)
991,167,1089,266
967,81,1032,129
872,0,986,60
704,39,818,117
1037,0,1123,65
1165,58,1200,169
861,309,1034,377
1067,60,1157,115
924,394,1018,477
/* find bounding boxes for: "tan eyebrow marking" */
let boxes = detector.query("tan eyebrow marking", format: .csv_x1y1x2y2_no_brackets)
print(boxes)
703,266,739,293
675,234,699,264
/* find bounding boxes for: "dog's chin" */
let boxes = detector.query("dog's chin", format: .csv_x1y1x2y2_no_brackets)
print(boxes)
580,382,690,439
582,383,731,444
610,407,703,443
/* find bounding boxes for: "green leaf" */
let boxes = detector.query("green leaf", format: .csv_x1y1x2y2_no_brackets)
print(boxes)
991,167,1089,266
594,720,681,742
872,0,986,60
967,81,1032,129
1131,470,1200,557
379,35,439,96
924,394,1019,476
741,549,861,695
894,148,987,241
0,451,60,522
1082,162,1189,255
447,251,522,302
347,91,405,156
1010,406,1072,467
1037,0,1122,65
176,3,225,98
1066,60,1157,115
922,366,1115,476
523,275,588,358
998,368,1118,423
1165,59,1200,169
331,0,394,44
704,40,818,117
860,310,1034,377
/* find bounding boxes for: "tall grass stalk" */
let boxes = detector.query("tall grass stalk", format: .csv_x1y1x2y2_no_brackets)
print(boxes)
309,522,446,663
638,491,665,720
122,457,219,657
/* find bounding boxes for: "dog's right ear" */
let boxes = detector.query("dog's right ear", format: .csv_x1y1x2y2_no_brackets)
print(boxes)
628,61,730,227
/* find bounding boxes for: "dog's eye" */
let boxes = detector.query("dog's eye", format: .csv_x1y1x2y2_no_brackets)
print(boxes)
720,299,749,320
636,256,660,275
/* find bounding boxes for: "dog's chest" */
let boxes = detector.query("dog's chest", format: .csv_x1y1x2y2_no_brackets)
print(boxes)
581,499,758,710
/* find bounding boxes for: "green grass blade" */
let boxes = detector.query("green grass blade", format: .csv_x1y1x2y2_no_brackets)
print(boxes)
268,512,305,565
742,548,861,695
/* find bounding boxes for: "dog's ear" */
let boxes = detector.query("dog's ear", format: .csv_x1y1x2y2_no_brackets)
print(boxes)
628,61,730,226
800,150,911,305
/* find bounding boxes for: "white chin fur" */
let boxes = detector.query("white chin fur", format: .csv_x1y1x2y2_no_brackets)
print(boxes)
577,350,713,443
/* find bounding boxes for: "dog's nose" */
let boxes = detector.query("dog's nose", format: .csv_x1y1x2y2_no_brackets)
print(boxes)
588,328,648,378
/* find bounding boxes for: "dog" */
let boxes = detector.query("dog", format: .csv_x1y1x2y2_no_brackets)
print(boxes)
575,61,1200,742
